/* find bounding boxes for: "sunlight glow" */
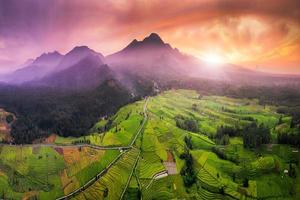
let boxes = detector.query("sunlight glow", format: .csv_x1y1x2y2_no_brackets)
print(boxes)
202,53,225,65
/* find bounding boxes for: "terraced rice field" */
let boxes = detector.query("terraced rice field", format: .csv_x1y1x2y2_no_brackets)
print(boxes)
137,151,165,179
0,145,119,200
197,187,225,200
54,101,145,147
119,90,299,200
73,148,139,200
1,90,299,199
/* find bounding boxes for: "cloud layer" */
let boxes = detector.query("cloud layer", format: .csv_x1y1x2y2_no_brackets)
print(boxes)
0,0,299,73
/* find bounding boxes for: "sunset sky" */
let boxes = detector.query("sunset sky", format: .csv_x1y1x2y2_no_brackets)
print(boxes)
0,0,299,74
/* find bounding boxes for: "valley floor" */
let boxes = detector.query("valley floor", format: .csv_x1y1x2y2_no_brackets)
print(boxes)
0,90,299,200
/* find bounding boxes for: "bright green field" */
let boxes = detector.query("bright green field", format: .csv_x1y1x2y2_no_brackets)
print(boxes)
0,145,119,200
73,148,139,200
112,90,299,200
54,100,145,146
1,89,299,200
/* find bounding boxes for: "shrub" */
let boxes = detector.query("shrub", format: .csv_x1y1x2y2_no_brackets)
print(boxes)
175,115,199,133
243,178,249,187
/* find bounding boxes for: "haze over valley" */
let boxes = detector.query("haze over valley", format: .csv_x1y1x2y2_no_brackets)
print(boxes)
0,1,299,200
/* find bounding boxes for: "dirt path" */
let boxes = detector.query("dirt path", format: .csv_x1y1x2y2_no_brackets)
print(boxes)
0,98,149,200
56,97,149,200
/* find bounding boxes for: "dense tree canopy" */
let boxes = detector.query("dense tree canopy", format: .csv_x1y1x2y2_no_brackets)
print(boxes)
175,115,199,133
243,123,271,148
215,125,241,145
0,79,133,143
180,136,197,187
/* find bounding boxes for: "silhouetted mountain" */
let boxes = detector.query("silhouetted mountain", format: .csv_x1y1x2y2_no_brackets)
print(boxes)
4,51,63,84
0,32,299,143
106,33,197,78
3,32,299,88
56,46,104,71
35,54,113,90
108,33,300,85
3,46,108,88
32,51,63,66
122,33,168,52
20,59,34,68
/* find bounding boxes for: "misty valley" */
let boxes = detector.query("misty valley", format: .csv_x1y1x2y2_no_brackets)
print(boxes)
0,1,300,199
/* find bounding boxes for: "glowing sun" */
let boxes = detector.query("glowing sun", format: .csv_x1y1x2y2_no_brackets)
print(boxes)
202,53,225,65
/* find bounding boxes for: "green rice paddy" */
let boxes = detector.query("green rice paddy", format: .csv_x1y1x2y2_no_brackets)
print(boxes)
0,89,299,199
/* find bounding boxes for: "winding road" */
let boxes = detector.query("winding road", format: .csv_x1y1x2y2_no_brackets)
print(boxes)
55,97,149,200
0,97,149,200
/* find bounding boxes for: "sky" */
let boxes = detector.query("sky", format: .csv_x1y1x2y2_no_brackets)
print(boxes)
0,0,299,74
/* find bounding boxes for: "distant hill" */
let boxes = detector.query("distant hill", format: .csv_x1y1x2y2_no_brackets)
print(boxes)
3,46,112,90
34,54,113,90
56,46,104,71
4,51,63,84
2,32,299,88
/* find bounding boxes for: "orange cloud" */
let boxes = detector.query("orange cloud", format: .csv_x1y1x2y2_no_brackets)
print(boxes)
0,0,299,73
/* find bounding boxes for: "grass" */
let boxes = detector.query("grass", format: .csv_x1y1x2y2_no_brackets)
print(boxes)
73,148,139,200
135,90,299,199
1,89,299,199
142,176,175,200
75,149,119,186
0,145,120,199
54,100,145,147
0,146,65,199
137,151,165,179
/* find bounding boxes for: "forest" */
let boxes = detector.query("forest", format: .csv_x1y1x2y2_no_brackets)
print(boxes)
0,79,132,143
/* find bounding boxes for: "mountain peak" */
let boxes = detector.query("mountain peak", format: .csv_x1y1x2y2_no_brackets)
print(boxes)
36,51,62,59
120,33,167,53
70,46,92,53
126,39,139,49
33,51,63,66
142,33,164,44
58,46,104,71
66,46,103,59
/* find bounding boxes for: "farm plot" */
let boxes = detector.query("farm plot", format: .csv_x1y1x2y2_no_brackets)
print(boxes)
137,151,166,179
54,100,145,146
141,176,175,200
58,147,120,195
0,145,119,200
0,145,65,200
1,89,299,200
72,148,139,200
147,90,280,138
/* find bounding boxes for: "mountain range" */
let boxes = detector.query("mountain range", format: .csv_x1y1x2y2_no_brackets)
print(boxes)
2,33,299,91
1,33,299,143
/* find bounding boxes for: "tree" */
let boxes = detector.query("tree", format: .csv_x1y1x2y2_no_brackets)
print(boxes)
103,188,109,197
215,125,241,145
278,115,283,125
180,148,196,187
184,135,193,150
243,123,270,148
277,132,300,147
289,163,297,178
243,178,249,187
0,79,132,144
175,115,199,133
219,186,225,195
6,114,14,124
